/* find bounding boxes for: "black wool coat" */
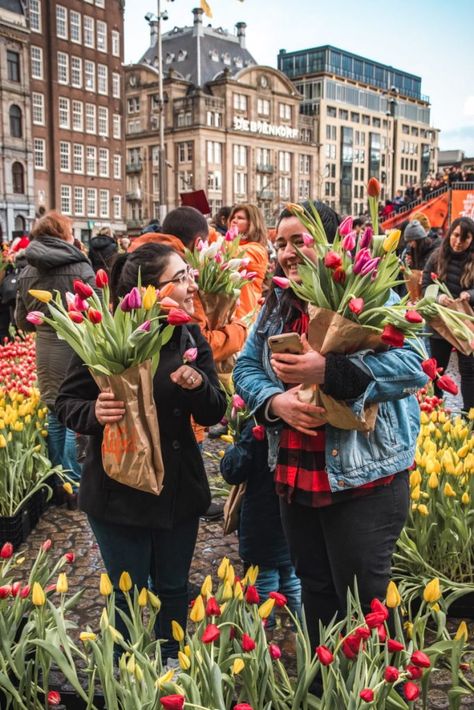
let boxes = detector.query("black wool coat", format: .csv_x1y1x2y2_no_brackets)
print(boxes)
55,324,226,529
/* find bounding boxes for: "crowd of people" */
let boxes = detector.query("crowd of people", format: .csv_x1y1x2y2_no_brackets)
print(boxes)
0,197,473,682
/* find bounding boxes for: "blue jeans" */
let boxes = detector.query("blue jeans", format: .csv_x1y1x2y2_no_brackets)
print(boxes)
47,412,82,486
244,562,302,629
88,514,199,661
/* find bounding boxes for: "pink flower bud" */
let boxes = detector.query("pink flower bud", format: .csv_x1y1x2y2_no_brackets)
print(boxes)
26,311,44,326
272,276,290,289
342,232,357,251
338,216,354,236
183,347,198,363
302,232,314,247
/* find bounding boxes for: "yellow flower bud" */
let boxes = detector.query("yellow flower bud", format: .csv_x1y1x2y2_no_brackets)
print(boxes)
420,412,429,425
411,485,421,501
219,434,234,444
108,625,124,642
56,572,68,594
99,573,113,596
28,288,53,303
217,557,229,579
454,621,468,642
417,504,429,516
79,632,97,642
100,608,109,631
138,587,148,607
0,434,6,448
458,444,469,459
201,575,212,598
244,565,259,586
423,578,441,603
155,669,175,688
184,644,191,657
222,581,233,600
171,620,184,642
232,658,245,674
147,590,161,610
234,581,244,600
190,594,205,623
410,470,422,488
63,482,73,495
404,621,414,639
383,229,401,252
428,473,439,489
225,564,235,587
386,580,401,608
444,482,456,497
462,492,470,505
142,285,157,310
178,651,191,670
258,597,275,619
134,664,143,682
32,581,46,606
119,571,132,593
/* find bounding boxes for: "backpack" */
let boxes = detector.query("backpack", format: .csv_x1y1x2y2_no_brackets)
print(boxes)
0,269,19,305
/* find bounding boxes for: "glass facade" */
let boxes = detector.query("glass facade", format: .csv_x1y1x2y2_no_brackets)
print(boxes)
369,132,381,180
340,127,353,214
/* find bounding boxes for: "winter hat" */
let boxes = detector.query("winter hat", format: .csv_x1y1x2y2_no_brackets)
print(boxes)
411,212,431,231
404,220,427,242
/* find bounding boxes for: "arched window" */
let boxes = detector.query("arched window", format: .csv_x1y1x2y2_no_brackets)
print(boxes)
14,215,26,231
9,105,22,138
12,162,25,194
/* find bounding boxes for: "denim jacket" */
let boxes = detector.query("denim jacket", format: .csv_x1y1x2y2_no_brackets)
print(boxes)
233,296,427,492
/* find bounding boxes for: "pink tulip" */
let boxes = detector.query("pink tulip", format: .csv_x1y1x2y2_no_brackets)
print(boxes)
128,287,142,309
232,394,246,410
167,308,192,325
183,347,198,363
359,226,373,249
138,320,151,332
302,232,314,246
74,294,88,312
272,276,290,289
342,232,357,251
352,248,372,274
360,257,381,276
26,311,44,326
338,216,353,236
349,298,364,315
159,297,180,310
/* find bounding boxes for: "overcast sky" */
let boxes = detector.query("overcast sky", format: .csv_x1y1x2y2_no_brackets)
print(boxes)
124,0,474,156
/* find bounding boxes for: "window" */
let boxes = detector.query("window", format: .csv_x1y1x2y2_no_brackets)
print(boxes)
34,138,46,169
12,162,25,193
98,147,109,177
207,141,221,164
58,97,70,128
279,103,291,121
97,64,108,94
96,21,107,52
325,144,336,160
326,105,337,118
112,73,120,98
86,146,97,175
83,16,94,47
206,111,222,127
233,145,247,168
326,125,337,141
85,61,95,92
113,114,121,139
176,111,192,127
60,185,72,214
113,154,121,179
111,30,120,57
127,97,140,113
9,105,22,138
113,195,122,220
85,104,96,133
70,11,81,42
73,144,84,173
59,142,71,172
71,57,82,88
31,46,43,79
178,171,193,191
207,170,222,191
233,94,247,111
74,187,85,216
7,51,20,82
57,52,69,84
278,151,291,172
99,189,109,218
30,0,41,31
87,187,97,217
178,142,193,163
95,0,105,7
56,6,67,39
233,171,247,196
279,176,291,199
257,99,270,116
32,93,44,124
72,100,83,131
299,154,311,174
98,106,108,136
298,179,310,200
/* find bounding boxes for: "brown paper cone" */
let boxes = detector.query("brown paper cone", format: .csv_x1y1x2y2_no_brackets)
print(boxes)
92,360,164,495
428,298,474,356
404,269,423,302
199,292,237,330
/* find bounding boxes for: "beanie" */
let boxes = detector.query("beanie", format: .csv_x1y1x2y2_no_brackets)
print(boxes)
411,212,431,231
404,220,427,242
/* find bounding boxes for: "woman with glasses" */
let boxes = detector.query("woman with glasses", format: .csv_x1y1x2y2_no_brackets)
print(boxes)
55,243,226,664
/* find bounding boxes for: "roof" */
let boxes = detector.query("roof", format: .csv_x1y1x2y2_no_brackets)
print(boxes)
0,0,25,14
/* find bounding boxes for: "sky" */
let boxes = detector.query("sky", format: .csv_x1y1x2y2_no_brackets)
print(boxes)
124,0,474,156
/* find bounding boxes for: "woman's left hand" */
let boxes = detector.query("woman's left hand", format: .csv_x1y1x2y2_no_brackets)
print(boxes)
459,291,471,301
270,334,326,385
170,365,203,390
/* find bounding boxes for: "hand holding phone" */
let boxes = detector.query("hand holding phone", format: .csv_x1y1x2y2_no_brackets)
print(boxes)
268,333,303,355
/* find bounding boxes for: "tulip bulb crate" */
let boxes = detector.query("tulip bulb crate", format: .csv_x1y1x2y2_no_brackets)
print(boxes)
0,504,31,550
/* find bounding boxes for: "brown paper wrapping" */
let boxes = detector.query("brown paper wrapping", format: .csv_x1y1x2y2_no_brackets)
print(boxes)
223,482,247,535
298,306,382,432
92,360,164,495
404,269,423,302
200,292,238,384
428,298,474,356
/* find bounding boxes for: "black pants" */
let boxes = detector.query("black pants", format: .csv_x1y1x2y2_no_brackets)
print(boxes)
280,473,409,649
429,337,474,411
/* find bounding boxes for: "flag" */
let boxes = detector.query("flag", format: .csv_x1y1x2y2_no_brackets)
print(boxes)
200,0,213,18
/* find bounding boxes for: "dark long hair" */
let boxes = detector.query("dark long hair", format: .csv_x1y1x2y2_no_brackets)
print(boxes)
262,201,341,324
110,243,176,309
437,217,474,289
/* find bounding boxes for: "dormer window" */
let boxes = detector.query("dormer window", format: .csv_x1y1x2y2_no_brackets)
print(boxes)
209,49,219,62
165,52,175,64
234,56,243,68
222,52,231,66
177,50,187,61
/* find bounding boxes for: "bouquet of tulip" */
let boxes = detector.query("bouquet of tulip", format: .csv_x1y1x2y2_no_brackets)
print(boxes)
27,271,191,495
416,282,474,356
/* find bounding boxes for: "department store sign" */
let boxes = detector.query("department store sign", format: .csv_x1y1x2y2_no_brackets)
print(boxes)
233,116,299,140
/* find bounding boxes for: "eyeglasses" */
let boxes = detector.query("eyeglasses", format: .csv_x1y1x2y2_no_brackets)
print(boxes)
158,264,196,288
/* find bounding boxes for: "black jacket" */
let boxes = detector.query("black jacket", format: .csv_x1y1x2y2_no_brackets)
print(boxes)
405,235,442,271
220,420,292,567
55,324,226,529
422,248,474,304
88,235,118,273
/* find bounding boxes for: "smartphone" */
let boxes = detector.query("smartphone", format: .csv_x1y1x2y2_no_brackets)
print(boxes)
268,333,303,354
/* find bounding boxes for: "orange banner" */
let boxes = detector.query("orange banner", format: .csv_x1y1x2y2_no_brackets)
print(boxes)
451,189,474,221
382,192,450,231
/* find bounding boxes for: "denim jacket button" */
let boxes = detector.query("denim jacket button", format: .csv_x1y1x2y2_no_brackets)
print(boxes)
331,449,338,457
337,480,345,487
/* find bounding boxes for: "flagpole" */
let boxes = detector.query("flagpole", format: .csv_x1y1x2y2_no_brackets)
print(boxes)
157,0,167,222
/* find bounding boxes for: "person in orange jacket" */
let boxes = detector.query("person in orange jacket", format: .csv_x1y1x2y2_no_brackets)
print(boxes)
228,204,269,321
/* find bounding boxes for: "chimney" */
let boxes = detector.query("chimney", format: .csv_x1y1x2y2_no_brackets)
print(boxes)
192,7,204,37
235,21,246,49
149,19,158,47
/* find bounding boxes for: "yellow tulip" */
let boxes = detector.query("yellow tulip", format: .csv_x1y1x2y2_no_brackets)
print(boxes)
0,434,6,448
444,482,456,498
126,655,136,674
28,288,53,303
409,470,422,488
386,580,401,608
119,571,132,593
155,669,176,688
234,581,244,600
134,664,143,682
458,444,469,459
220,434,234,444
245,565,259,586
56,572,68,594
468,408,474,421
190,594,205,623
454,462,463,476
99,573,113,596
411,485,421,501
138,588,148,607
63,482,73,495
420,412,429,425
417,504,429,516
258,597,276,619
232,658,245,674
462,492,470,505
423,578,441,603
222,581,233,600
225,564,235,587
454,620,469,642
432,603,441,613
179,651,191,670
32,582,46,606
79,632,97,642
382,229,401,252
100,608,109,631
218,449,225,458
171,620,184,642
404,621,414,639
201,575,212,598
108,625,124,642
147,590,161,610
183,644,191,657
217,557,229,579
142,285,157,310
428,473,439,489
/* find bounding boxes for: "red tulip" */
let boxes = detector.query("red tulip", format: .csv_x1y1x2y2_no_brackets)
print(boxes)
20,585,30,598
405,310,423,323
73,280,93,299
367,177,381,198
0,585,12,599
95,269,108,288
252,424,266,441
0,542,13,559
360,688,375,702
68,311,84,324
430,272,439,281
205,597,221,616
241,633,256,652
403,682,420,701
387,639,405,653
384,666,400,683
269,591,287,607
377,624,387,643
341,637,358,659
47,691,61,706
269,643,281,660
245,585,260,604
349,297,365,315
160,695,185,710
332,266,346,284
381,324,405,348
421,358,438,380
201,623,220,643
411,650,431,668
324,251,342,269
365,611,387,629
406,664,423,679
233,705,253,710
167,308,192,325
64,552,75,563
87,308,102,324
437,375,458,395
11,582,21,597
316,645,334,665
370,598,389,621
354,626,371,640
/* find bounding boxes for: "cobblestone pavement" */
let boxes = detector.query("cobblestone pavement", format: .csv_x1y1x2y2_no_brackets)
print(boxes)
16,437,474,708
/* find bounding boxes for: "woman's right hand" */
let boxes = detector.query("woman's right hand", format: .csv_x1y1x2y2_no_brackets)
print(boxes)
269,387,326,436
95,390,125,425
438,294,452,306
